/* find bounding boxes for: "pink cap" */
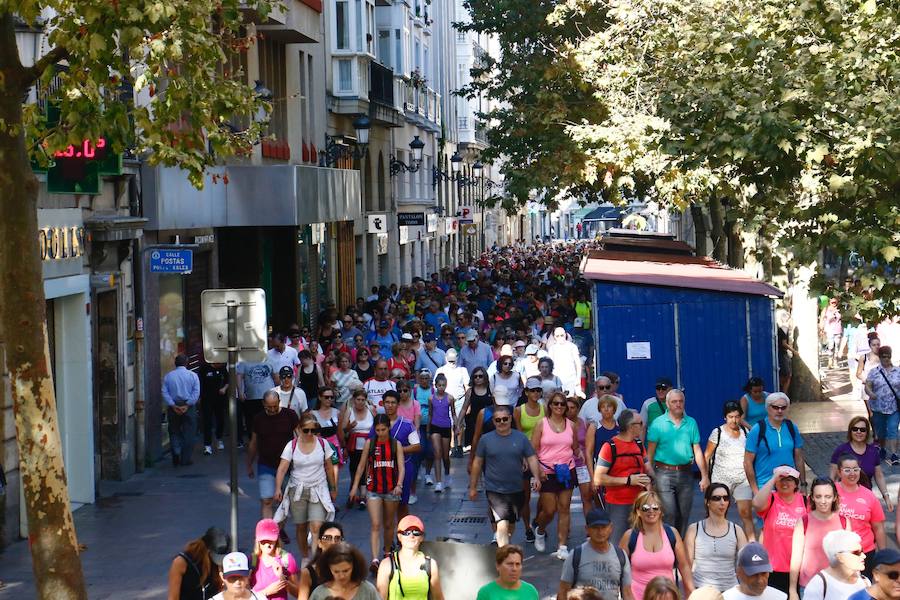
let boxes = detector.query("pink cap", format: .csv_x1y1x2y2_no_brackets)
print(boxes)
255,518,280,542
397,515,425,533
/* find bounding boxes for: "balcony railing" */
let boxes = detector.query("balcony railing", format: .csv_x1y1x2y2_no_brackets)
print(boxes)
475,121,488,144
401,80,441,127
370,61,394,107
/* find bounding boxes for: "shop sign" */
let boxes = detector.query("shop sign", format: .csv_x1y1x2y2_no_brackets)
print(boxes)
193,234,215,245
376,233,389,255
463,223,479,236
367,213,388,234
426,213,438,233
399,225,409,245
38,209,86,280
398,212,425,227
39,225,85,261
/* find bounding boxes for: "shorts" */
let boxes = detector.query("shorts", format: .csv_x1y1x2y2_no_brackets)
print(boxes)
368,491,401,502
713,476,753,501
429,425,452,439
486,491,526,524
540,470,576,494
258,463,276,500
871,411,900,441
289,487,328,524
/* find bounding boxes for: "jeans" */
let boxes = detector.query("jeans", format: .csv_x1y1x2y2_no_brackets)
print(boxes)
606,502,632,547
168,404,198,463
654,468,694,536
201,394,226,445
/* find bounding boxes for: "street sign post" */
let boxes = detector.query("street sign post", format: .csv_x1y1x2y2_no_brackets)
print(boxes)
149,249,194,274
201,289,268,550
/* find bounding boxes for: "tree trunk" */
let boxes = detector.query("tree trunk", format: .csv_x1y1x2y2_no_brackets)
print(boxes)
726,218,744,269
689,204,708,256
708,195,727,263
0,13,88,599
759,224,774,281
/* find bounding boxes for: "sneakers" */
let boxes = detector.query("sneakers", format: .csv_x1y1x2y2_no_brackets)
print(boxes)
451,447,463,458
525,528,535,543
434,482,443,493
203,446,213,455
408,494,418,505
534,529,546,552
425,474,435,486
217,440,225,450
891,454,900,466
555,545,570,560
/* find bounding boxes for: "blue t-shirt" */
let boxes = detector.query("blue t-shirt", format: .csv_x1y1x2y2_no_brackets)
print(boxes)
413,386,431,424
424,311,450,330
848,590,875,600
745,418,804,487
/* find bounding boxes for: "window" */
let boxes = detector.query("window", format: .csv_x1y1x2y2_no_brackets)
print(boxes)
336,0,349,50
394,29,402,73
258,38,287,142
355,0,362,51
378,30,391,67
338,59,352,92
414,39,420,72
299,52,308,147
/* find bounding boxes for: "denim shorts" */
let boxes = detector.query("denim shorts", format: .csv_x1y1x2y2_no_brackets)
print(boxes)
368,491,401,502
258,463,276,499
871,411,900,441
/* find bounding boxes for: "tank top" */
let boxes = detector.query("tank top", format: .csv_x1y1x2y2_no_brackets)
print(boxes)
367,439,399,494
469,388,494,420
519,403,545,439
414,385,432,424
388,552,430,600
313,407,340,438
430,392,453,428
355,363,374,382
298,365,319,408
592,424,618,461
537,418,575,473
743,393,768,427
177,552,216,600
691,520,738,591
630,531,676,600
491,372,522,407
349,408,374,451
799,513,845,587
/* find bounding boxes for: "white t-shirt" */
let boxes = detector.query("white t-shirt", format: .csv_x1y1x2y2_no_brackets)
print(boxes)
211,592,263,600
801,570,869,600
280,437,335,486
722,586,787,600
364,378,396,411
267,346,300,373
435,364,470,401
579,395,627,425
269,385,307,417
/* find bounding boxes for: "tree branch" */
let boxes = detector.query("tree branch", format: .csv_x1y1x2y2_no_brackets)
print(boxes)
22,46,69,87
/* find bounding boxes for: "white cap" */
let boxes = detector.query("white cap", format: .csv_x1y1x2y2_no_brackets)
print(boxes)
446,348,458,361
401,333,414,341
525,344,538,355
221,552,250,577
500,344,513,357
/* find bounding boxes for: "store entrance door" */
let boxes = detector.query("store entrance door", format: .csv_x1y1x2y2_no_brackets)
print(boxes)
95,290,122,480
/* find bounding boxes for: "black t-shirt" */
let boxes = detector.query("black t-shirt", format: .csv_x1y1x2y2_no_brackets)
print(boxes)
252,409,299,468
199,364,228,400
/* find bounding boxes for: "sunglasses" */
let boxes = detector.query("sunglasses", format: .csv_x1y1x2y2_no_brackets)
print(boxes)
301,427,318,434
881,570,900,581
550,401,566,407
640,504,661,513
709,495,730,502
770,405,788,411
320,534,343,542
320,394,334,399
473,374,485,378
597,385,611,390
851,426,868,433
493,417,510,423
399,530,423,537
655,385,669,390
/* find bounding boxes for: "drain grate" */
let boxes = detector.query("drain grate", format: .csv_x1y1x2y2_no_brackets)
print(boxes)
176,473,206,479
449,515,487,524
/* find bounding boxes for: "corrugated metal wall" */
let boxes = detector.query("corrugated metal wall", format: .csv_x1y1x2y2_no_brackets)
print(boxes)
594,282,776,439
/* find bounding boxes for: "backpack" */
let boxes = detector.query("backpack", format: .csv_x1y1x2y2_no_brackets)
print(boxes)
606,438,645,473
388,551,433,599
627,525,679,582
755,419,798,453
709,425,748,475
571,542,626,591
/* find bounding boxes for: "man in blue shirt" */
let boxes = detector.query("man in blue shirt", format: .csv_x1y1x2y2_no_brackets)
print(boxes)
366,320,399,359
162,354,201,466
424,300,451,331
743,392,807,495
458,330,495,375
415,333,446,375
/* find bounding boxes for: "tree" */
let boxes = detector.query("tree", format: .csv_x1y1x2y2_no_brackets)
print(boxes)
0,1,271,596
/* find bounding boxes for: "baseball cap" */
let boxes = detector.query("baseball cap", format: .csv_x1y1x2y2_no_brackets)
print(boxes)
573,317,584,328
446,348,458,361
737,542,772,575
465,330,478,342
871,548,900,568
379,319,390,328
255,518,280,542
500,344,513,357
201,527,231,565
585,507,611,527
401,333,414,341
221,552,250,577
525,377,543,390
514,340,526,348
423,333,436,343
525,344,538,355
397,515,425,533
279,366,294,378
655,377,673,388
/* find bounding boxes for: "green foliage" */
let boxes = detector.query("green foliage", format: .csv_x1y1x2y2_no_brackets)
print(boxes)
11,0,275,187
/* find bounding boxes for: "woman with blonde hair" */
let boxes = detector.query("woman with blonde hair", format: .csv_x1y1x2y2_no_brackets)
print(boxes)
249,519,299,599
642,576,682,600
620,490,694,600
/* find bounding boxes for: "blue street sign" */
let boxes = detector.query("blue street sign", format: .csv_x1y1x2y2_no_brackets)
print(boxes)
149,249,193,274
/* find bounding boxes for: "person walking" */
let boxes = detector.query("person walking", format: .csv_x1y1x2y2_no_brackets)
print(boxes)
460,366,494,449
270,366,308,418
639,378,673,441
469,404,543,547
585,396,619,473
210,552,264,600
557,507,634,600
744,393,806,496
297,522,345,600
621,490,694,599
435,348,470,457
308,543,381,600
273,413,338,565
685,484,749,592
340,389,375,508
835,454,887,579
864,346,900,465
593,409,651,546
353,347,375,382
459,330,495,375
857,335,881,410
532,391,579,559
378,390,421,514
428,373,456,493
199,361,229,456
247,390,300,523
249,518,299,600
331,353,362,408
167,527,230,600
163,354,201,466
491,354,525,407
363,360,396,411
476,545,540,600
752,466,807,593
739,377,769,430
706,401,755,539
514,378,546,543
828,417,893,508
349,413,404,574
802,530,869,600
820,298,843,369
646,389,710,536
722,543,787,600
376,515,444,600
237,359,276,446
312,387,344,485
548,327,583,397
788,478,850,599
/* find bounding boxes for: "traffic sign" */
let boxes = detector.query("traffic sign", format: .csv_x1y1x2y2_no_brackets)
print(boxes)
200,289,268,363
149,249,193,273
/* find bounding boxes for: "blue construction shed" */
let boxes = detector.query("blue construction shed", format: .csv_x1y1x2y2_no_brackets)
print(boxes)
581,248,784,438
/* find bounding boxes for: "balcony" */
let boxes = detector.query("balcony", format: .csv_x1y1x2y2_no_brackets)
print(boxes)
401,79,441,132
242,0,320,43
369,61,402,127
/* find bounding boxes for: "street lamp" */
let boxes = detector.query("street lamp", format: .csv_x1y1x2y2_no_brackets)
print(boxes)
472,160,483,178
390,135,428,176
319,113,371,166
352,114,371,145
450,151,463,174
410,136,425,163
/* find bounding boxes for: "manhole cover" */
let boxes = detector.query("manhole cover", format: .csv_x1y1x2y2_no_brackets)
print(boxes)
449,516,487,524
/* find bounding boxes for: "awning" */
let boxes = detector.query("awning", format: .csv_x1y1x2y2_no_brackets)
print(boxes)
582,206,623,222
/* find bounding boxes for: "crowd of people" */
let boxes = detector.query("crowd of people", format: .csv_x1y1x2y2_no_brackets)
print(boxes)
163,242,900,600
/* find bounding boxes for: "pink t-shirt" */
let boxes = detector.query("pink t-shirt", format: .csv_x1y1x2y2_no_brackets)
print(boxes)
799,513,845,587
250,551,299,600
838,482,885,551
397,400,421,424
759,492,807,572
630,530,676,600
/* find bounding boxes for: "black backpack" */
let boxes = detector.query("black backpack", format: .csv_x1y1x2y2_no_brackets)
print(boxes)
388,551,433,599
755,419,798,452
605,438,645,472
571,542,626,591
709,425,748,475
627,525,679,583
